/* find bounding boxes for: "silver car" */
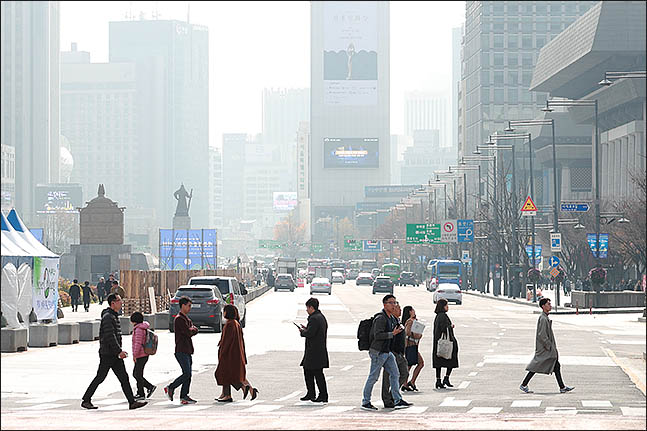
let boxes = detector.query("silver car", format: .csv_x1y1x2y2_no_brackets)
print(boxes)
310,277,332,295
433,283,463,305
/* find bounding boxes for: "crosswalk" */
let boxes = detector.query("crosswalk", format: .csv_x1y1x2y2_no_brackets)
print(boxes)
3,393,645,417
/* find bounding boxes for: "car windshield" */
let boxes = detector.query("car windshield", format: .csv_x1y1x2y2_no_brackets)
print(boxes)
438,265,460,276
189,278,230,295
176,287,215,299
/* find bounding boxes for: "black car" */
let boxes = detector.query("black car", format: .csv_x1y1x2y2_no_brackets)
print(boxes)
169,285,224,333
398,271,418,286
275,274,296,292
372,276,394,295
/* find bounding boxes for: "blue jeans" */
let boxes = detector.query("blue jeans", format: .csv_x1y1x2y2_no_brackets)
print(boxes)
362,350,401,405
169,352,192,399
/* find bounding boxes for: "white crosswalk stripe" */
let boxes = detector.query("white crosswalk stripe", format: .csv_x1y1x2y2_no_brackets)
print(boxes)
16,403,69,410
439,397,472,407
242,404,283,413
620,407,646,416
511,400,541,408
581,400,613,408
468,407,502,414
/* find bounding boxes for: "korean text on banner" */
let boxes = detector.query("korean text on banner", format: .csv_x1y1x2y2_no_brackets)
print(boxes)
33,257,59,321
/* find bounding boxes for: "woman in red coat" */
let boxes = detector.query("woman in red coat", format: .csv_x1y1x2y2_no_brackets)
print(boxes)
215,304,258,402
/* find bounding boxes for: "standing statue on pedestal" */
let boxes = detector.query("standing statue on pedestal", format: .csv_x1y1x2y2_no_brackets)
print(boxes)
174,184,193,217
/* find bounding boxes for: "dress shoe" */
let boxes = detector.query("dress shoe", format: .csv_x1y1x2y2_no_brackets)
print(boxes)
312,396,328,403
217,397,233,403
250,388,259,401
442,376,453,387
129,400,147,410
300,394,315,401
243,385,251,400
81,401,98,410
435,379,446,389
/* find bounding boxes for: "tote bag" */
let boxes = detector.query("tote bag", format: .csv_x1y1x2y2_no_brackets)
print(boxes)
437,328,453,360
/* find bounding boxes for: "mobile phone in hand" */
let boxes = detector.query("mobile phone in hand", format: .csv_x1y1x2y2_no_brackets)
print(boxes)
293,322,303,330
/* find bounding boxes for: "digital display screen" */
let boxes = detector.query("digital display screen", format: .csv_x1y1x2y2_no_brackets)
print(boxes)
34,184,83,213
323,138,379,168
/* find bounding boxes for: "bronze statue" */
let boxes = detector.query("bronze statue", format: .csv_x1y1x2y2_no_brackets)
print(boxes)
174,184,193,217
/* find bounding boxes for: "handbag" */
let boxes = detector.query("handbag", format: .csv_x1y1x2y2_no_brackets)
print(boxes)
436,328,453,360
405,345,419,366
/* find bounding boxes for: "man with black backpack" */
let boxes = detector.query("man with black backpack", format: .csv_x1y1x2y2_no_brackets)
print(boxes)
359,294,412,411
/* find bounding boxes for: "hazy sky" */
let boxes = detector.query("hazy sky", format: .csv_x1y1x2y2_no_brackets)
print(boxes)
60,1,465,148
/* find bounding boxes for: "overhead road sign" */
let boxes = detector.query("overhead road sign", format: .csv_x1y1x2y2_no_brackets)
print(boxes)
521,196,538,217
457,219,474,243
560,202,590,212
344,239,362,251
406,224,428,244
550,232,562,252
587,233,609,258
363,240,382,252
441,220,457,243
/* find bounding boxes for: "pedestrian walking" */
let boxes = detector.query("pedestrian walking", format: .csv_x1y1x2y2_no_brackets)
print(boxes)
432,298,459,389
130,312,156,401
82,281,93,312
297,297,329,403
520,298,574,394
164,296,199,404
110,280,125,298
402,305,424,392
215,304,258,402
81,293,147,410
69,280,81,312
97,277,107,304
381,303,409,408
360,294,411,411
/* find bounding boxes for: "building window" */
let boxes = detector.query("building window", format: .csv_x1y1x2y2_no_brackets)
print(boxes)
508,35,519,49
508,88,518,104
494,89,504,104
493,53,504,66
571,167,592,192
493,34,504,49
494,71,504,85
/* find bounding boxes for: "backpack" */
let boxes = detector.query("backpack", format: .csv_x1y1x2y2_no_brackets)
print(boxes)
142,328,158,355
357,313,380,351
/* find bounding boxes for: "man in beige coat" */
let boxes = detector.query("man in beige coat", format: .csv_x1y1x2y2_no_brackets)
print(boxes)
520,298,574,393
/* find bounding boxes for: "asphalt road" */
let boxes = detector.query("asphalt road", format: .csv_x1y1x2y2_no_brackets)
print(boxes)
1,280,645,430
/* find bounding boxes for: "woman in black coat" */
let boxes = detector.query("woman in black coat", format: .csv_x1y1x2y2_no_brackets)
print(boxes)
432,298,459,389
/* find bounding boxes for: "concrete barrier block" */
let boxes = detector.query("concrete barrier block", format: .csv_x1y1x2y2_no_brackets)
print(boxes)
1,327,28,352
155,312,169,330
58,322,80,344
143,314,156,329
79,320,100,341
119,316,133,335
28,323,58,347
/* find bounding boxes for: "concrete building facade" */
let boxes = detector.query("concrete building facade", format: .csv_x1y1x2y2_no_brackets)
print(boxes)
208,146,223,230
404,91,449,148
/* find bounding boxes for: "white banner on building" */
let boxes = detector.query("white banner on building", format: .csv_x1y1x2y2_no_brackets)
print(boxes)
33,257,59,321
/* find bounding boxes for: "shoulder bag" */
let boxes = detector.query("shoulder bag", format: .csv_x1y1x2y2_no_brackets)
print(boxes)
437,328,453,360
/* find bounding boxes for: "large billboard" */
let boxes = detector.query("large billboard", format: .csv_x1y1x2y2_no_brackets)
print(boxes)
364,185,423,198
323,1,378,105
273,192,298,211
159,229,217,270
324,138,379,168
34,183,83,214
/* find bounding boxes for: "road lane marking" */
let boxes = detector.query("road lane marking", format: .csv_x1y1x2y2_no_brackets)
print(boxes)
476,362,484,367
94,399,128,405
468,407,502,414
439,397,471,407
545,407,577,415
341,365,354,371
602,348,646,395
498,333,504,336
16,396,66,404
621,407,646,416
274,391,302,402
313,405,354,414
396,406,428,414
487,349,494,352
97,403,130,411
168,405,212,412
491,342,498,346
483,355,615,367
582,400,612,408
15,403,69,410
242,404,283,413
511,400,541,407
458,381,471,389
468,372,478,377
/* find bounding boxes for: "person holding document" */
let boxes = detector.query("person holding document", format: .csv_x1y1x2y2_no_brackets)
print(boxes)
402,306,425,391
296,297,329,403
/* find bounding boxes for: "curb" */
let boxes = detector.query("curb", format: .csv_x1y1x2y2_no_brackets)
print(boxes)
532,308,645,315
463,290,540,308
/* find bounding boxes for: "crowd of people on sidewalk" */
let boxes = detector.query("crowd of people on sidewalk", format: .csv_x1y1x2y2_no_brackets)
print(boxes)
80,290,573,411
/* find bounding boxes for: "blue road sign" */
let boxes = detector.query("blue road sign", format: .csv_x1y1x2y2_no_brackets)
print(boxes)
549,256,560,267
560,202,590,212
457,219,474,243
525,245,542,265
587,233,609,258
363,240,382,253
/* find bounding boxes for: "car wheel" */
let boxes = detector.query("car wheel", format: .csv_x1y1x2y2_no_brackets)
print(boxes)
372,290,375,294
274,288,277,292
328,292,331,295
212,322,222,333
310,291,313,295
456,301,462,305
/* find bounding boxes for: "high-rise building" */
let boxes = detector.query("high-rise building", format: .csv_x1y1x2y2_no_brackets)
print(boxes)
222,133,247,224
458,1,597,160
262,88,310,191
451,26,463,151
404,91,449,148
296,122,310,202
208,146,223,229
1,144,15,211
400,130,454,185
1,1,60,223
310,1,390,241
108,19,209,228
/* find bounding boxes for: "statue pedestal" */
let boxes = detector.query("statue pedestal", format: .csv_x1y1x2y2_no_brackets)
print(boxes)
173,216,191,230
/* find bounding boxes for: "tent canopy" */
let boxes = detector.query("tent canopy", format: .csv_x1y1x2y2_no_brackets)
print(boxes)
1,210,58,258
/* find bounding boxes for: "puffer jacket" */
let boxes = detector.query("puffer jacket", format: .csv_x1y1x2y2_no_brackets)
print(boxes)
132,321,150,359
99,307,122,357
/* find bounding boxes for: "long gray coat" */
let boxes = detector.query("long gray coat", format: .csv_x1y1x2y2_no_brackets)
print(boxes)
525,312,558,374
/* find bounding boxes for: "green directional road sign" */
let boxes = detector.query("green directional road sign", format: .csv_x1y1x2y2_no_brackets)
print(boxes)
427,223,443,244
258,239,282,249
344,239,362,251
310,243,324,253
406,224,428,244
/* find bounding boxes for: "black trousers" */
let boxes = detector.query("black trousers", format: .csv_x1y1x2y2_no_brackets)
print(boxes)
133,356,154,397
83,296,91,311
83,354,135,404
71,297,80,311
522,360,565,388
435,367,453,379
303,368,328,399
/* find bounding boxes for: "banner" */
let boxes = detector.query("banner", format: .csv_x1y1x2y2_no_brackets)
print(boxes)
159,229,218,270
33,257,59,321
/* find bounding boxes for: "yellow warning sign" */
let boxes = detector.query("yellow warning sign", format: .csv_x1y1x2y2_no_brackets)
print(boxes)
521,196,538,212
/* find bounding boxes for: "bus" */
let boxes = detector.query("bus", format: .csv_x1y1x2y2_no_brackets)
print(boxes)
381,263,401,283
360,259,378,273
297,259,308,270
426,259,462,291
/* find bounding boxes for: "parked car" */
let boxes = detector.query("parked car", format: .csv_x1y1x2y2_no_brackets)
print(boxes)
275,273,296,292
371,268,381,279
169,285,225,333
372,276,394,295
187,276,247,327
331,271,346,284
398,271,418,286
433,283,463,305
310,277,332,295
355,272,374,286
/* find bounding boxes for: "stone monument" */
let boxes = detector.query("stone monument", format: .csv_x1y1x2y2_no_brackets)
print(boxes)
172,183,192,230
67,185,132,283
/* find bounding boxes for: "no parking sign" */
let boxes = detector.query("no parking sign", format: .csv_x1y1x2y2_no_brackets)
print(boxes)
440,220,457,243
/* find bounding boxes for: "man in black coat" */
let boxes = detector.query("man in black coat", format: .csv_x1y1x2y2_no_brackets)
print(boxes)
97,277,107,304
298,297,329,403
81,293,147,410
69,280,81,312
